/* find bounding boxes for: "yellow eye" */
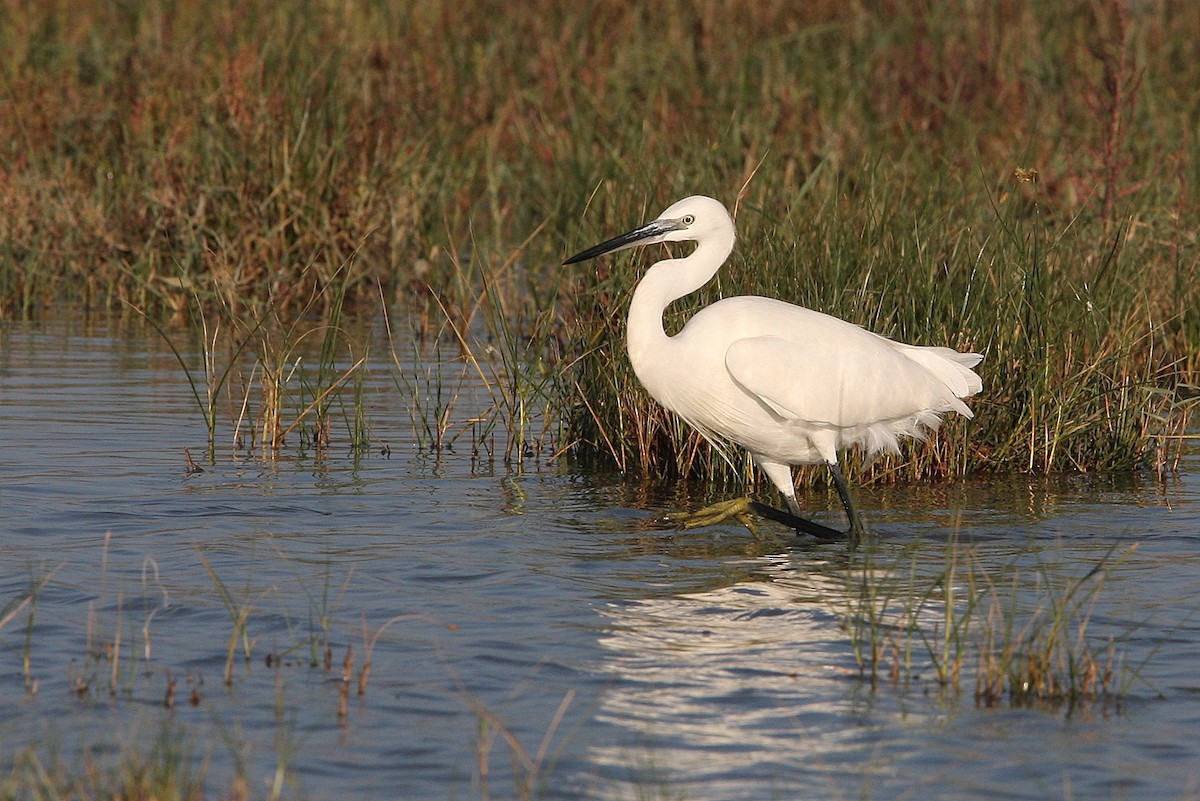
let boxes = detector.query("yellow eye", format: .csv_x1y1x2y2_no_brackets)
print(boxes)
682,214,695,225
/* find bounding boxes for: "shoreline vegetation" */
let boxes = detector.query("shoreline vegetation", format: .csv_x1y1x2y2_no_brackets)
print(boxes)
2,0,1197,481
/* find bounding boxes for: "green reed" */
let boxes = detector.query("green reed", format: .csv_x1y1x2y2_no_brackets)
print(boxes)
131,298,265,462
840,536,1137,706
3,722,214,801
0,563,63,696
196,550,257,687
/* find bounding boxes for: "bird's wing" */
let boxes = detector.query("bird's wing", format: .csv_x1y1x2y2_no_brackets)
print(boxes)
894,344,984,398
725,335,973,428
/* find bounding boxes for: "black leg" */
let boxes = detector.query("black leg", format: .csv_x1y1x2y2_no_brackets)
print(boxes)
747,501,845,541
828,462,866,538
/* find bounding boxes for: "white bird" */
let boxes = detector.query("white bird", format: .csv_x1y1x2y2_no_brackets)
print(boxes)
565,195,983,538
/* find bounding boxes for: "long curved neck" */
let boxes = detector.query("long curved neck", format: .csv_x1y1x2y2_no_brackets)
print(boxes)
626,230,735,376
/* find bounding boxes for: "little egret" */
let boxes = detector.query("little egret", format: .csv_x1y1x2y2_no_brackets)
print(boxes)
565,196,982,539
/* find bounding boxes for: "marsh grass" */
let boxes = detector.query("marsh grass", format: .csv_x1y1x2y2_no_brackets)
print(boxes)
385,295,498,457
383,236,569,468
0,563,62,695
0,546,498,801
461,686,576,801
196,550,258,687
129,297,265,461
134,263,378,463
0,550,370,799
841,536,1138,707
4,723,214,801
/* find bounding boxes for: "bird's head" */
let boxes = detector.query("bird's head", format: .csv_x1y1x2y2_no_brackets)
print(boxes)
564,195,734,265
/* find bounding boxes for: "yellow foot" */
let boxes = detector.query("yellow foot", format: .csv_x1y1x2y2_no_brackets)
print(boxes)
664,497,760,534
665,497,848,540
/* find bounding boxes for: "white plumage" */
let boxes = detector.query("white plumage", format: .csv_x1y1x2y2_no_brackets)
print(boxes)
566,195,982,537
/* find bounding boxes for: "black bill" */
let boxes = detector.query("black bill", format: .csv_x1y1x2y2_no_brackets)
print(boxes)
563,218,681,265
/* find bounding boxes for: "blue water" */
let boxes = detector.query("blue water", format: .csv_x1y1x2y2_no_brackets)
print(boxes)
1,314,1198,800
